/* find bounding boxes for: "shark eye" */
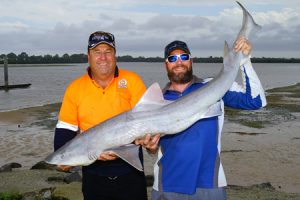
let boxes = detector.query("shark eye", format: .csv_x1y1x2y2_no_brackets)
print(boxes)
60,154,65,159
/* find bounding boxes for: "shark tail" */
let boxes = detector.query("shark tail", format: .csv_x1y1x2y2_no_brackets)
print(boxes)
236,1,262,40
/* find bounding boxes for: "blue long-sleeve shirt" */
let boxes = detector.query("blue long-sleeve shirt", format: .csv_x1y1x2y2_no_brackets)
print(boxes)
153,58,266,194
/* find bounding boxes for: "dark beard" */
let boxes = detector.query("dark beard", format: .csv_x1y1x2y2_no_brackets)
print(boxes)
167,67,193,84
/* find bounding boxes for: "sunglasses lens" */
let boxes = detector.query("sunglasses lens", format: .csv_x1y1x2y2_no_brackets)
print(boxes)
167,54,190,63
180,54,190,61
92,34,113,42
167,55,178,63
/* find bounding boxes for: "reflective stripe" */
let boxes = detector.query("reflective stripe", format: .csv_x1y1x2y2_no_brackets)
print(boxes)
217,100,227,187
56,120,78,132
153,147,162,191
242,60,267,106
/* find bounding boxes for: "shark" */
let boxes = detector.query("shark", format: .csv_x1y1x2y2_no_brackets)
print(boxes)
45,1,261,171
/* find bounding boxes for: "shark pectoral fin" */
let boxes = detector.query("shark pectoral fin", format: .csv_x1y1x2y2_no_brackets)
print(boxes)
203,101,223,119
106,144,143,171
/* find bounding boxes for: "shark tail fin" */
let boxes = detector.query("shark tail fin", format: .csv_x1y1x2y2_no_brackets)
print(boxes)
236,1,262,40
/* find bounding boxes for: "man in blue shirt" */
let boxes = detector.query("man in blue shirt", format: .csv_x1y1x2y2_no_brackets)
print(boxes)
136,38,266,200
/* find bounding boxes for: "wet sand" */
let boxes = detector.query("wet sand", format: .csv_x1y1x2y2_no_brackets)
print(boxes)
0,84,299,199
0,103,60,169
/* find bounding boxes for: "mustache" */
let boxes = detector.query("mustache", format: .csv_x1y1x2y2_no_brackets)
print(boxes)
167,66,193,84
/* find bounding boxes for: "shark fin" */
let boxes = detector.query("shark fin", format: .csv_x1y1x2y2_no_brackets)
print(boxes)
224,41,230,58
236,1,262,40
105,144,143,171
202,101,223,119
133,82,172,112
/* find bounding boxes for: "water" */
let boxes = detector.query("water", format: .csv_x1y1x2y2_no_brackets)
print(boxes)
0,62,299,112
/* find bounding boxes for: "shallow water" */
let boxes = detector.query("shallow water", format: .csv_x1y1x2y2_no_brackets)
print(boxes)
0,62,299,112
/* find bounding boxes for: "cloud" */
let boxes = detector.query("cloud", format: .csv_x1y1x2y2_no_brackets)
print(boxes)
0,22,29,31
0,0,299,57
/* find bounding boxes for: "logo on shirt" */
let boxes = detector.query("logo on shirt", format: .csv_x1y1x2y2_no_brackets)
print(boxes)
118,79,128,88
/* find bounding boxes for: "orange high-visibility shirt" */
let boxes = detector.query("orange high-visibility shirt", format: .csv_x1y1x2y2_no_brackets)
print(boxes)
58,68,146,132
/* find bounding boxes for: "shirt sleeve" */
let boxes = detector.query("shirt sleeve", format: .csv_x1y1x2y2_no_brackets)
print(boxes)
53,83,80,151
54,128,77,151
57,83,80,130
222,56,267,110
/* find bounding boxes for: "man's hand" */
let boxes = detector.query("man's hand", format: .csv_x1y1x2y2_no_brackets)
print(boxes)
98,152,118,161
58,165,73,171
234,37,252,56
134,134,160,154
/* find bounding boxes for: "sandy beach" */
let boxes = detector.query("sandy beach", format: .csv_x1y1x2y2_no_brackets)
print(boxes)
0,83,299,199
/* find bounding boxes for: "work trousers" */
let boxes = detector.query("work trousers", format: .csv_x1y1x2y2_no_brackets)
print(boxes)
82,170,148,200
152,187,226,200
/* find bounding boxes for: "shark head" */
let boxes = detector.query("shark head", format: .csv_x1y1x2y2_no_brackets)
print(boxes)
45,138,97,166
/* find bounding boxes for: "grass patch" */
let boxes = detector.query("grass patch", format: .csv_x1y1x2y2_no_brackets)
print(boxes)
266,101,300,113
240,120,266,129
31,117,58,130
267,82,300,99
27,103,61,130
51,196,69,200
0,192,22,200
223,82,300,129
224,108,242,116
225,108,268,129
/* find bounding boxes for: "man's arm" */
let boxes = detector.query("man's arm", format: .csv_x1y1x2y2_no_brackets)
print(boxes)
54,127,77,151
53,127,77,171
223,58,267,109
223,37,267,110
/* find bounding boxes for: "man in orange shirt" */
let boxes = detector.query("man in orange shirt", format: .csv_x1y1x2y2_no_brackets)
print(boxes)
54,31,148,200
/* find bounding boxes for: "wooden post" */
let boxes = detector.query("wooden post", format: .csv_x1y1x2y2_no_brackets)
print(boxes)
4,56,8,87
0,56,31,90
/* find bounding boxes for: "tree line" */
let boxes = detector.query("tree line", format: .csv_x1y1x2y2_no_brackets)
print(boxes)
1,52,299,64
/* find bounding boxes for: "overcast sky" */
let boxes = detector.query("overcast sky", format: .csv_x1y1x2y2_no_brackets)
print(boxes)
0,0,299,58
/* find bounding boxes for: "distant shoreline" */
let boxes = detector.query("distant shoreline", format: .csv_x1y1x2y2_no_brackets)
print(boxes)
1,53,300,64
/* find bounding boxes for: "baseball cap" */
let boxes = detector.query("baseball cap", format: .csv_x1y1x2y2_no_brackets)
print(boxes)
164,40,191,58
88,31,115,50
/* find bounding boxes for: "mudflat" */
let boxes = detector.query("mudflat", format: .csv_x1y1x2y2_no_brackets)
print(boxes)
0,84,299,199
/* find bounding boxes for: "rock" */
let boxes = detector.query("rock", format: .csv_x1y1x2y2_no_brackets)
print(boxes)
64,172,82,184
258,182,275,190
0,162,22,172
47,176,65,183
52,182,83,200
22,188,54,200
22,191,37,200
40,188,53,199
31,161,56,170
69,166,82,173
